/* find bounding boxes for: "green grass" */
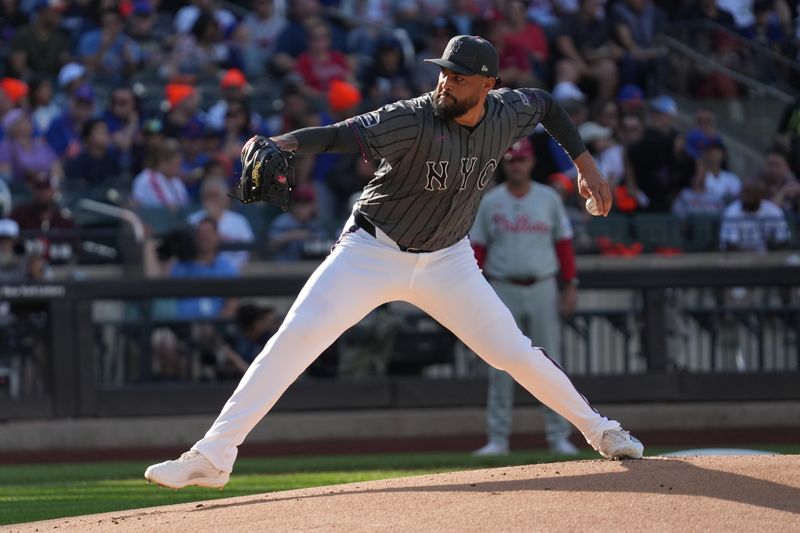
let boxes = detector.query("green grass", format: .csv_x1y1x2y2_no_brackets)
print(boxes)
2,446,798,526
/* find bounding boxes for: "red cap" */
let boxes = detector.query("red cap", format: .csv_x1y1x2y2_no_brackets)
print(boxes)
220,68,247,89
29,170,58,189
292,185,316,203
503,138,533,161
327,80,361,113
0,78,29,104
165,83,196,108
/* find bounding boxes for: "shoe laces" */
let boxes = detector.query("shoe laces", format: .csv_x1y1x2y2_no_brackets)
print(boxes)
177,450,201,462
608,428,630,439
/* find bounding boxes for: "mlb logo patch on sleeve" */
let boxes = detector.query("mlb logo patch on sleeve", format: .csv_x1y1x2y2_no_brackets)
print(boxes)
356,111,381,128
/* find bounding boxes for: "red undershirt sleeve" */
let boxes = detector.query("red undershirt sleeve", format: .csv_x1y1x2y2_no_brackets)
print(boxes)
472,243,487,270
555,238,576,283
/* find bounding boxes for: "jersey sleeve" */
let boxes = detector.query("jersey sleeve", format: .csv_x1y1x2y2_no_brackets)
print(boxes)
504,88,550,140
503,88,587,159
346,100,420,161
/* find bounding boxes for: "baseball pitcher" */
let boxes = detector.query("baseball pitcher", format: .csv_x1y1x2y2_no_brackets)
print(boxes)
146,35,643,489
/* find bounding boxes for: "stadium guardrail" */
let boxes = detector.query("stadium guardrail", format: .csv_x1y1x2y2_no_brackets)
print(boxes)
1,255,798,420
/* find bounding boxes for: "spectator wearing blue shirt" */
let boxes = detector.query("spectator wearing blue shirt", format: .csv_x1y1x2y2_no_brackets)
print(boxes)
216,303,279,378
178,117,211,201
76,9,142,82
63,117,121,194
147,217,240,382
170,217,240,320
267,185,331,261
101,85,140,172
46,83,95,160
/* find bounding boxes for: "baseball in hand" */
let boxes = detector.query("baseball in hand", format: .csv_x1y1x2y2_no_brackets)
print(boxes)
585,197,601,216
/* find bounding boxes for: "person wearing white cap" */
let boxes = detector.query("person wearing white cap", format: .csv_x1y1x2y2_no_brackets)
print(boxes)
57,63,87,90
0,218,18,239
553,0,619,109
552,81,587,104
52,63,88,112
578,121,625,187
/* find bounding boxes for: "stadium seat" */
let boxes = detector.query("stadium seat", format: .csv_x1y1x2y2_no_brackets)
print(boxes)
684,214,722,252
632,213,684,252
586,215,633,246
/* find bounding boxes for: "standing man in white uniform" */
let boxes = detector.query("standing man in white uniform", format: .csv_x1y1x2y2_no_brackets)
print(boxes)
471,138,579,457
145,35,643,489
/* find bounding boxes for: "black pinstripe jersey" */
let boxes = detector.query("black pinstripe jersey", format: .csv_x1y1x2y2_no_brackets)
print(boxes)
347,87,551,251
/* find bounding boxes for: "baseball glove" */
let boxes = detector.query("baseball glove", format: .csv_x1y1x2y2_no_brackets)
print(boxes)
234,136,294,211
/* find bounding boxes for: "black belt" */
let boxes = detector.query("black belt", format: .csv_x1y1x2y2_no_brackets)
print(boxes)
352,211,431,253
487,274,554,286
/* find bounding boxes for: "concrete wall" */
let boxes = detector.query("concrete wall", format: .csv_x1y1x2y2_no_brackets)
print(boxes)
2,401,799,452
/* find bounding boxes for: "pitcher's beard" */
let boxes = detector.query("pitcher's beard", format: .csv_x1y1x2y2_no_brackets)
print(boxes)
432,90,479,120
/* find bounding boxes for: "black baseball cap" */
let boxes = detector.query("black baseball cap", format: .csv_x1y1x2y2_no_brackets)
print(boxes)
424,35,499,78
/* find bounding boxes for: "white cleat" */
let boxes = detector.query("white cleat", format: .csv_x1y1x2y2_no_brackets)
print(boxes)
144,450,230,489
472,440,510,457
549,439,580,456
598,428,644,460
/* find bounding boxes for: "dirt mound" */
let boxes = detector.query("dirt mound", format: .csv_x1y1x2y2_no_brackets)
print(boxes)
9,456,800,533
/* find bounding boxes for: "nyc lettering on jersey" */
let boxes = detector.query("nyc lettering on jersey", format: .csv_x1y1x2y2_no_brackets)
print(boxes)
424,157,497,191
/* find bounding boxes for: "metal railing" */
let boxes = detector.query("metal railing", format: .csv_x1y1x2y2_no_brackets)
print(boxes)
1,260,798,420
561,288,800,376
658,19,797,177
666,19,800,98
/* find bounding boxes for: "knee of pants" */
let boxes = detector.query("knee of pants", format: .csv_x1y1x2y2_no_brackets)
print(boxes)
264,324,320,355
481,340,543,374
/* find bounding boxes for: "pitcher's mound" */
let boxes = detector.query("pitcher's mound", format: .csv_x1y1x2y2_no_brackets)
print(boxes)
13,455,800,533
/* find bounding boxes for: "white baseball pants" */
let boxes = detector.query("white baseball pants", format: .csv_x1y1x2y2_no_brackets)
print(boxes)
485,277,573,447
193,216,620,472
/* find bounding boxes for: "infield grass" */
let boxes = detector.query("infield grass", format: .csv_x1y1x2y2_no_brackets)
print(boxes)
2,445,798,526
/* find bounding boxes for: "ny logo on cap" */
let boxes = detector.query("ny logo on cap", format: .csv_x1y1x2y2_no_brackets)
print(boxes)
449,39,463,57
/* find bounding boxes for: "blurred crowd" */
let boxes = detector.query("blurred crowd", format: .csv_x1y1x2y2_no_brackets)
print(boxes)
0,0,799,388
0,0,797,271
